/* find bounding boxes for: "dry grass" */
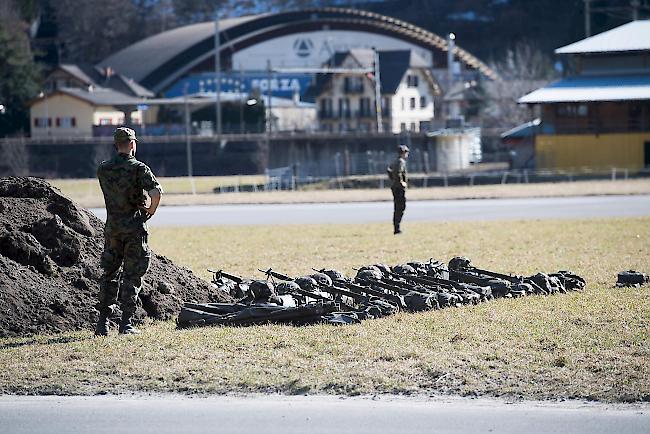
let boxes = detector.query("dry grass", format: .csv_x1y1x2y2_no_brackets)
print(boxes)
50,175,266,205
0,217,648,401
51,177,650,208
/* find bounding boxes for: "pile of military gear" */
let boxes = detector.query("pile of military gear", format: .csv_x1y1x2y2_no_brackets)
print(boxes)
616,270,649,287
176,257,586,328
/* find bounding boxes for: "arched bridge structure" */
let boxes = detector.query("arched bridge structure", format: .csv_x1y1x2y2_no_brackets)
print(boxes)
99,8,498,94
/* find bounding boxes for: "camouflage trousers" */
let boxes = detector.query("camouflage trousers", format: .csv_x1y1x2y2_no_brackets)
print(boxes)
98,230,151,315
391,186,406,230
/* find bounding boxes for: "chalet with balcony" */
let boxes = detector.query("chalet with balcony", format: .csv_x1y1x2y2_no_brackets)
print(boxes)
311,49,441,134
519,20,650,170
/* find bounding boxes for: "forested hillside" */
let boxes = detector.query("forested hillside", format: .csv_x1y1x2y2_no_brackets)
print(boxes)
31,0,649,65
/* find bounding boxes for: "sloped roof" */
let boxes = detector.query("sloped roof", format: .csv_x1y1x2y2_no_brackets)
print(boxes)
518,74,650,103
58,64,103,85
98,15,260,83
501,119,541,139
54,64,154,98
556,20,650,54
51,88,147,106
104,75,154,98
309,49,434,97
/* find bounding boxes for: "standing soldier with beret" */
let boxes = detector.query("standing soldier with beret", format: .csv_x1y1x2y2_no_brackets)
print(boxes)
387,144,409,234
95,127,163,335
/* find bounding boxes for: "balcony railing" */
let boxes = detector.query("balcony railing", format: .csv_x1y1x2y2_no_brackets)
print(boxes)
343,83,364,93
553,120,650,134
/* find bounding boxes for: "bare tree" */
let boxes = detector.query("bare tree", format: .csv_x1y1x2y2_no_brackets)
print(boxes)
481,42,557,129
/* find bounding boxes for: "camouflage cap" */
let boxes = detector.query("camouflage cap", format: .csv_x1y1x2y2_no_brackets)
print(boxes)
113,127,138,143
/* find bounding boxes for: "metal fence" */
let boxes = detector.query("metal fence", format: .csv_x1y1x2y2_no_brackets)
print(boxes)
211,166,649,193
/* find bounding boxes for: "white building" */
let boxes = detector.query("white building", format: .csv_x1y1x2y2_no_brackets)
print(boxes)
311,49,441,133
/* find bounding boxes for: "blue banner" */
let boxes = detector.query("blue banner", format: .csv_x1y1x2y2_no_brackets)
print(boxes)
164,72,314,99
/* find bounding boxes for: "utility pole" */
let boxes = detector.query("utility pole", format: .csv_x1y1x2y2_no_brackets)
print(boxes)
183,83,196,195
373,49,383,133
239,64,244,134
584,0,592,37
267,59,273,136
447,32,456,89
214,11,222,139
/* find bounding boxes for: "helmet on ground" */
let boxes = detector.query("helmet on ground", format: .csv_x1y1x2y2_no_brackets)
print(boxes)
295,276,319,292
249,280,275,300
448,256,472,271
320,268,347,282
275,281,301,295
310,272,333,287
392,264,416,275
356,267,383,281
426,260,449,279
373,263,391,276
407,261,427,274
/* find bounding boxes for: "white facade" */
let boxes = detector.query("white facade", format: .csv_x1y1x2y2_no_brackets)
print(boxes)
232,30,434,70
390,68,436,133
316,56,437,134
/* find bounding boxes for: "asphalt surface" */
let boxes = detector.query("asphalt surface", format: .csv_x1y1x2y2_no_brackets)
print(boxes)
1,395,648,434
90,195,650,226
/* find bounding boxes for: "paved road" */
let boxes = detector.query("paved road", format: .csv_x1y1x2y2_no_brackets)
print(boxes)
0,395,648,434
90,195,650,226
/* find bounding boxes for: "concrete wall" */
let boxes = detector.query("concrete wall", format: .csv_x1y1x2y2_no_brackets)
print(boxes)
0,133,474,179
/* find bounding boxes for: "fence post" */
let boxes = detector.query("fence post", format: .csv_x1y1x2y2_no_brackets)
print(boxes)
611,167,617,181
443,173,448,187
501,171,508,184
523,169,529,183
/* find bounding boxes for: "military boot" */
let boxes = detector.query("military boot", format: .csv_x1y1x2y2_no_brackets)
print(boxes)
118,311,140,335
94,311,110,336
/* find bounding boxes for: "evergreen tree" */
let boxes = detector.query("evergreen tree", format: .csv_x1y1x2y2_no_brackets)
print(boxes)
0,7,40,137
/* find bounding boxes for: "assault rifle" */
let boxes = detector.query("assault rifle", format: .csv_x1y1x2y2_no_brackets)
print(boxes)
386,271,486,303
208,268,245,284
354,276,441,311
338,281,407,310
258,268,333,302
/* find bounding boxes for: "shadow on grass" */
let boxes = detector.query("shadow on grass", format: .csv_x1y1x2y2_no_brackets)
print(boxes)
0,335,88,350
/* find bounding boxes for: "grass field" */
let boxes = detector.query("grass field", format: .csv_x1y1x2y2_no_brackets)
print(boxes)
0,217,648,401
50,177,650,208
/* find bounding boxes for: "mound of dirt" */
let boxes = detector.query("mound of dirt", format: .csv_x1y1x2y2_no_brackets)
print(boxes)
0,177,231,337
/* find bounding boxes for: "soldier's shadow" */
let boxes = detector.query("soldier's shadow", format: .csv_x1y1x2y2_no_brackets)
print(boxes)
0,335,89,350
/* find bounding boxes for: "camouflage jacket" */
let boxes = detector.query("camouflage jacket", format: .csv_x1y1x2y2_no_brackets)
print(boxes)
97,153,163,235
387,157,408,189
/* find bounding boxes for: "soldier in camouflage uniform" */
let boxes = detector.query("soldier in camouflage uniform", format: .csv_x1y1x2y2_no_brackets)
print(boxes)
387,144,409,234
95,127,163,335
